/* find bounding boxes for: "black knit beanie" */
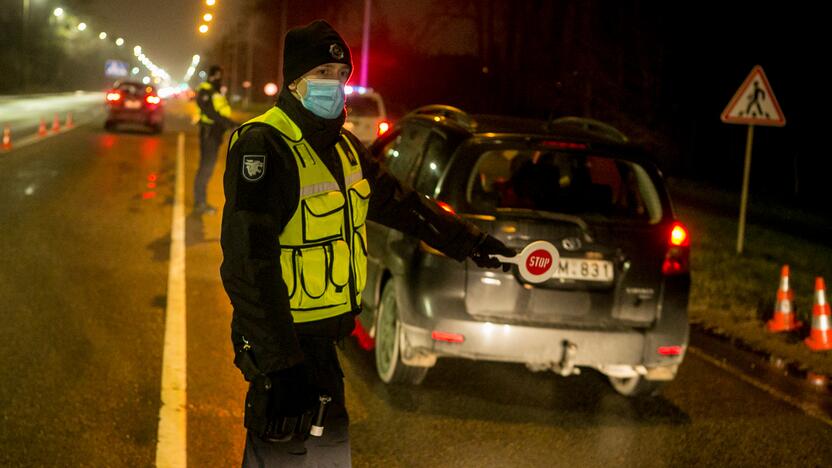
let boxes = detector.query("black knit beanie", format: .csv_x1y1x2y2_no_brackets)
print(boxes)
283,20,352,86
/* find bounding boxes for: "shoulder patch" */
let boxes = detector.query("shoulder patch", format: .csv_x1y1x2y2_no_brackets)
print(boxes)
242,154,266,182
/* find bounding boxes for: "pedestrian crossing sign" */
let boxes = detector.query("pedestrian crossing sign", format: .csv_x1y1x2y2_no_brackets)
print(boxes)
721,65,785,126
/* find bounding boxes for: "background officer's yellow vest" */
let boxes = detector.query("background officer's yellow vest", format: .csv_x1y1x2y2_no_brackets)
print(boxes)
230,107,371,323
198,82,232,125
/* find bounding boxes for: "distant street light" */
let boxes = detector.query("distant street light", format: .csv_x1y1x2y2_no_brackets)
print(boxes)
142,76,151,84
53,7,64,17
99,32,108,40
132,67,140,75
77,22,86,31
115,37,124,46
134,45,142,56
206,0,216,6
204,13,213,22
264,82,278,97
198,24,209,34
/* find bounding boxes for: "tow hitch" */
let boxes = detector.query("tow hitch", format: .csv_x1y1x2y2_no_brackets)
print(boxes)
526,340,581,376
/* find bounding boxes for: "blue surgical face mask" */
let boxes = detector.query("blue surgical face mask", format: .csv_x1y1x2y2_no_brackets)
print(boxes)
300,78,345,119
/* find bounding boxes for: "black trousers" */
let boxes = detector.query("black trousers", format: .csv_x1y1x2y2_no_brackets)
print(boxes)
194,123,225,206
242,336,350,467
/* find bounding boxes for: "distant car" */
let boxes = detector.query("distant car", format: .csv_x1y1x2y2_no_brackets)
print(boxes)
344,87,389,146
104,81,164,133
355,105,691,397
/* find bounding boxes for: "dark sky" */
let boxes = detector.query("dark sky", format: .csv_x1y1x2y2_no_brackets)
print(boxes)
67,0,462,80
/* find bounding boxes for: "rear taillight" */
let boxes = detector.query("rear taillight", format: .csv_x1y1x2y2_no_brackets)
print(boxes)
146,95,161,105
436,201,455,215
377,121,390,136
662,221,690,275
106,92,121,102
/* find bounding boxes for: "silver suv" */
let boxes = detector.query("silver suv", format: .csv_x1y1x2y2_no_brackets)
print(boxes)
354,106,691,397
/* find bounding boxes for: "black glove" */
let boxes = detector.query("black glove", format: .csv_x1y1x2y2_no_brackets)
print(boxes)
267,362,318,417
469,234,515,272
244,362,318,442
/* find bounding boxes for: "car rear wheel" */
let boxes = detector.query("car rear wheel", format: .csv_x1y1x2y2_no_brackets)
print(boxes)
374,281,428,385
608,375,666,397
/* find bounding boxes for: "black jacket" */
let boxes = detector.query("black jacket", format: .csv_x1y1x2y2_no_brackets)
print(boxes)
220,90,483,376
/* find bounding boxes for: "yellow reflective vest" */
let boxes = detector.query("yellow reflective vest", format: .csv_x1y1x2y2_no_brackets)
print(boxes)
230,106,371,323
198,81,232,125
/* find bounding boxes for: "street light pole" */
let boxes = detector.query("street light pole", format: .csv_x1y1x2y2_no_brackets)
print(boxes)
359,0,371,87
22,0,31,91
244,19,254,107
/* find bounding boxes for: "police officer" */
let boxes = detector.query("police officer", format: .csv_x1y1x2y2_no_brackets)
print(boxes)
195,65,237,214
220,20,514,466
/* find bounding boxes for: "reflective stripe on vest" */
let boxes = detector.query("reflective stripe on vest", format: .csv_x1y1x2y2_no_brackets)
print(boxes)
230,106,371,323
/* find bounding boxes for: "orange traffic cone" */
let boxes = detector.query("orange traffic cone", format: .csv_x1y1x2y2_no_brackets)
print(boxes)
767,265,802,332
51,113,61,133
805,277,832,351
2,125,11,150
38,118,48,136
66,112,74,128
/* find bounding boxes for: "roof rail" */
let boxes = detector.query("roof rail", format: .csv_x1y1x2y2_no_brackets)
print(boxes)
406,105,477,130
548,116,629,143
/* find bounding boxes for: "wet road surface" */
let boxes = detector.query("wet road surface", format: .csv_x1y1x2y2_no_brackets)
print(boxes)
0,99,830,467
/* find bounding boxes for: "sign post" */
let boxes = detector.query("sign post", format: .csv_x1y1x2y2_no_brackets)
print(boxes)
721,65,785,254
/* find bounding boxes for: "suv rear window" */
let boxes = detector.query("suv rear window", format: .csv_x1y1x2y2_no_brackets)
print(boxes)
467,148,663,223
346,96,380,117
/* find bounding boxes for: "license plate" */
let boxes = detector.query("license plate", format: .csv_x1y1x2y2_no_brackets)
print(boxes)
551,258,614,282
125,100,141,109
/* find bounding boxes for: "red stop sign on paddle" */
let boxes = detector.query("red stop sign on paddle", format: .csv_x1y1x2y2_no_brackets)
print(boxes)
526,250,553,276
491,240,560,283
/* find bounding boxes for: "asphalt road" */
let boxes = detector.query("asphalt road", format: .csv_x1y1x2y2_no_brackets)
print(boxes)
0,99,830,467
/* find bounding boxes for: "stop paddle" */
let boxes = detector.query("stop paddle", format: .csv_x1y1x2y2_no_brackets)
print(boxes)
492,240,560,284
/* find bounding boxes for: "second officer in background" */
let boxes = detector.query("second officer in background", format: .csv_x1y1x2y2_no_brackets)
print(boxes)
195,65,238,214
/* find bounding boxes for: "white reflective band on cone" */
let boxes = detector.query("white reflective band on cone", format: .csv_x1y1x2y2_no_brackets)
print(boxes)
817,289,827,307
777,300,792,313
310,425,324,437
813,314,830,331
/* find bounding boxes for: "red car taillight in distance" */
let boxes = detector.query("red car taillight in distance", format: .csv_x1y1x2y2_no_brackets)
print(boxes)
106,90,122,104
662,221,690,275
145,94,161,107
377,120,390,136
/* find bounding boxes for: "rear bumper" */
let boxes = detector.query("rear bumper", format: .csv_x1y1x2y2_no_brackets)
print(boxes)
107,108,163,124
399,318,685,377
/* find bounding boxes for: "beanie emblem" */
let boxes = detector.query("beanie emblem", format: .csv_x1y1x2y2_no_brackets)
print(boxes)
329,43,345,60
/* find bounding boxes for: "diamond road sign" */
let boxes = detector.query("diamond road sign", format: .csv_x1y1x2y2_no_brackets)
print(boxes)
104,60,129,78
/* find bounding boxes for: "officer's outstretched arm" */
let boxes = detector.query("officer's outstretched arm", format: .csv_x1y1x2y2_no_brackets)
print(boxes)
346,133,483,262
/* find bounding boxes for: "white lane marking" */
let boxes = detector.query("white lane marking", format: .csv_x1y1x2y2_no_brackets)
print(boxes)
689,347,832,427
156,131,188,467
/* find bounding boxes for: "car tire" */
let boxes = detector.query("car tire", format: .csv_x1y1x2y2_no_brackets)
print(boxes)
608,375,666,397
104,120,116,132
374,281,429,385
